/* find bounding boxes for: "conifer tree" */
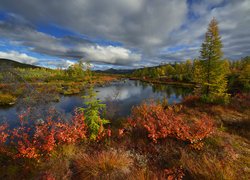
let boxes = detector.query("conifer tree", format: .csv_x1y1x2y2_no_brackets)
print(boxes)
79,62,109,140
193,59,204,94
239,61,250,91
195,18,229,103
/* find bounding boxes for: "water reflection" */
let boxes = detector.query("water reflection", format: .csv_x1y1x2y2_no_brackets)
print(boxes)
95,85,141,101
0,80,192,124
96,80,193,117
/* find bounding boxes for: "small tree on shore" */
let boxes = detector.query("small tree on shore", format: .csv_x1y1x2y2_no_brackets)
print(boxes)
79,63,109,140
67,60,85,79
194,18,229,103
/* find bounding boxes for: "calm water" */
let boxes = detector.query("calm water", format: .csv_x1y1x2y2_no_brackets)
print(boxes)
0,79,192,126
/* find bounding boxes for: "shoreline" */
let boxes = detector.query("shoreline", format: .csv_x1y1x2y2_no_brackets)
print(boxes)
129,77,195,87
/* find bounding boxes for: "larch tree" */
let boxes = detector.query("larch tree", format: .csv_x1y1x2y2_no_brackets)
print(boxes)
193,59,205,94
194,17,229,103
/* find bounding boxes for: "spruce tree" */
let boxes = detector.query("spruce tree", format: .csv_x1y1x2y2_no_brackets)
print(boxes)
195,18,229,103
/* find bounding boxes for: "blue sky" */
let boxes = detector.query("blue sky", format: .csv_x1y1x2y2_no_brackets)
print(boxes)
0,0,249,69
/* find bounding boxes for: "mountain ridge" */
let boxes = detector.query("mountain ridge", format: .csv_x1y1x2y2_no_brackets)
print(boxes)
0,58,40,69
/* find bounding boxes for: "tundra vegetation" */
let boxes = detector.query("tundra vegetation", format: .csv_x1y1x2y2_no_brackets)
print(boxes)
0,18,249,179
0,60,118,106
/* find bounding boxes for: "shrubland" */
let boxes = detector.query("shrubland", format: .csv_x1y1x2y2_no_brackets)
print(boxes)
0,61,119,106
0,92,249,179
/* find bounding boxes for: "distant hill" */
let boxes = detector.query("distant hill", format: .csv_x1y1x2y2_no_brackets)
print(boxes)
0,58,40,69
95,68,135,74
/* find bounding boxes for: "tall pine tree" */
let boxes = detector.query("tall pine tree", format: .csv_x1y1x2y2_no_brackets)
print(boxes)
194,18,229,103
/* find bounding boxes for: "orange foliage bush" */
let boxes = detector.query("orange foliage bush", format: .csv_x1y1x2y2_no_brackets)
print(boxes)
0,109,87,159
0,123,9,155
128,102,214,144
0,123,8,144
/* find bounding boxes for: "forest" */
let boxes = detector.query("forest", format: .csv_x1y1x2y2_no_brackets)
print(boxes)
131,57,249,93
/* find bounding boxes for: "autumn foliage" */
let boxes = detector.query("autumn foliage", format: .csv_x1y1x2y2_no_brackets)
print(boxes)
0,123,8,144
128,101,214,144
0,109,87,159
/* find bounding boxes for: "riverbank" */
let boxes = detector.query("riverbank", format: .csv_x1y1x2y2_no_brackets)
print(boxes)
129,77,195,87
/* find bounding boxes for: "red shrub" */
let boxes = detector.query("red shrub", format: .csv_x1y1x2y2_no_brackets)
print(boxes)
128,102,214,144
54,110,86,144
0,123,9,144
0,123,9,155
1,109,87,159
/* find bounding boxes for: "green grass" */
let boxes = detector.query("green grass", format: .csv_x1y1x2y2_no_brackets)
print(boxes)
0,93,17,106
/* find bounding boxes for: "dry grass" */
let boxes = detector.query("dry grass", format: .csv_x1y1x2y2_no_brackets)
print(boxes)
180,130,250,180
72,149,133,180
38,144,79,180
181,151,235,179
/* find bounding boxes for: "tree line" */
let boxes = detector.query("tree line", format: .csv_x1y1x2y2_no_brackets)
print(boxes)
132,57,249,88
132,18,250,103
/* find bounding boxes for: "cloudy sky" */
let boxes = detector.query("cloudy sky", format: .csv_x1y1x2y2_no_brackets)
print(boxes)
0,0,249,69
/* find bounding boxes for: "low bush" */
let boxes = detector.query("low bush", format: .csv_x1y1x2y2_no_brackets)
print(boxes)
128,101,214,144
0,109,87,159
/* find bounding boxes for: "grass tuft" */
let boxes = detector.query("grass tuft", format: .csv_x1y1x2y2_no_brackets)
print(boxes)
73,149,133,179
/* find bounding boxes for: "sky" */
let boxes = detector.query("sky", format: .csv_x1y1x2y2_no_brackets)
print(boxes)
0,0,249,69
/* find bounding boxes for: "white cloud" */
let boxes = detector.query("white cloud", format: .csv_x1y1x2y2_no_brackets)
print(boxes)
0,17,141,66
0,51,38,64
81,45,141,64
43,59,76,69
96,86,141,101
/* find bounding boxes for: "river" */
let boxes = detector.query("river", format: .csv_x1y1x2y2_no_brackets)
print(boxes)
0,79,192,126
